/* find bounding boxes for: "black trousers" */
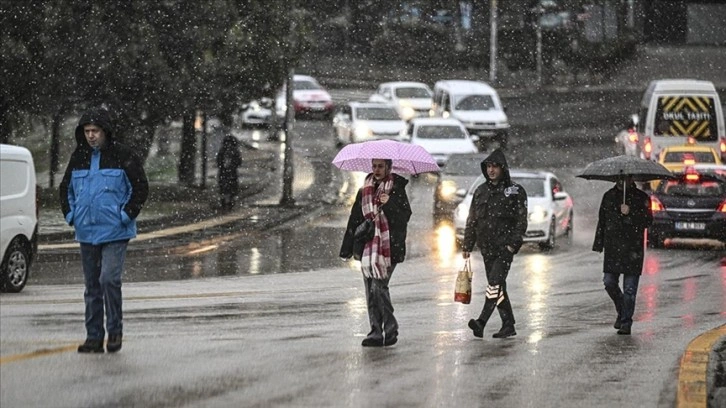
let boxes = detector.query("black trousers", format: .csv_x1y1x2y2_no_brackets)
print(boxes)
363,263,398,341
476,252,515,328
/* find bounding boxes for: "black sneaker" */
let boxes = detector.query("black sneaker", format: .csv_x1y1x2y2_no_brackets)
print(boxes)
77,339,104,353
468,319,484,338
107,333,123,353
361,337,384,347
614,316,622,330
384,336,398,347
492,326,516,338
617,326,631,335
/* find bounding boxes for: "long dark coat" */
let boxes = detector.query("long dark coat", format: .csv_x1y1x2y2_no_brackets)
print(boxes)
592,183,653,275
339,174,412,263
217,135,242,196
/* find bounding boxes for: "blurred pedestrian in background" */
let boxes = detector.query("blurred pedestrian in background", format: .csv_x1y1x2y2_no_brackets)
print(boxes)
217,134,242,210
340,159,412,347
60,107,148,353
592,176,652,335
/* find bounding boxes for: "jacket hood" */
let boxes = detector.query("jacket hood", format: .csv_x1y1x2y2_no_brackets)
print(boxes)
74,108,114,147
480,148,511,184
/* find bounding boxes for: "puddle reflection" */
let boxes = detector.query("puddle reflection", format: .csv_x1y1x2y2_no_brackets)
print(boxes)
523,254,551,349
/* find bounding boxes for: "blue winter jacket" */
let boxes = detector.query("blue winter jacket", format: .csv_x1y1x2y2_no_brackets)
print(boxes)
60,109,149,245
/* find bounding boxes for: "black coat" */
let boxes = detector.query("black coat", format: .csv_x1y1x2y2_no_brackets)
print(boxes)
592,184,653,275
339,174,412,263
217,136,242,196
462,149,528,257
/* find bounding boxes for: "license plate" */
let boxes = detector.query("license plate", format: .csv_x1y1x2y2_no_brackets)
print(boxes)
675,222,705,231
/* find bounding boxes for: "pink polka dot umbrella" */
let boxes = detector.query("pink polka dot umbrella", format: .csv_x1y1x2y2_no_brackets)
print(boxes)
332,139,440,175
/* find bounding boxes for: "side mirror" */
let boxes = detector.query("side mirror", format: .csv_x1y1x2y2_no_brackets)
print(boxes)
553,192,568,201
260,97,273,108
470,134,480,143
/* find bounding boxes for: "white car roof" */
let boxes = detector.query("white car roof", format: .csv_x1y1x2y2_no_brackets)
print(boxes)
293,74,320,84
410,117,465,127
435,80,498,94
348,101,397,109
0,143,33,160
379,81,431,89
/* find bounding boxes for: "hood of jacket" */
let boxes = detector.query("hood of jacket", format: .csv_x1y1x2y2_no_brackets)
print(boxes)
480,148,511,185
74,108,115,148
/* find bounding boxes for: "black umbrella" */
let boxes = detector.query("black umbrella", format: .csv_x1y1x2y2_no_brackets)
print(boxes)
577,155,675,203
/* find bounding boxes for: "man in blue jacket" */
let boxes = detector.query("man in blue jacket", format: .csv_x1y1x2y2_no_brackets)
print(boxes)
60,108,148,353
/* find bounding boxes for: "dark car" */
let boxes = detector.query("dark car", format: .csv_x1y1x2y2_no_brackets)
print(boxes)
433,153,487,220
648,168,726,247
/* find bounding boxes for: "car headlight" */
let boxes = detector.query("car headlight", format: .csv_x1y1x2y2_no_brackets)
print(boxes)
400,106,416,121
528,206,548,223
354,126,372,139
439,180,458,200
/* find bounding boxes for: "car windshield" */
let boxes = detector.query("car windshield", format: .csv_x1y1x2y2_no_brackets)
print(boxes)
395,87,431,98
512,177,546,197
455,95,495,111
294,80,321,90
656,177,725,197
416,125,466,139
663,151,717,163
355,107,401,121
443,155,487,175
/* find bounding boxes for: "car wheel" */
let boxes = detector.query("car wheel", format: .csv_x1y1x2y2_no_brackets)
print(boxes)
1,239,30,293
539,219,556,252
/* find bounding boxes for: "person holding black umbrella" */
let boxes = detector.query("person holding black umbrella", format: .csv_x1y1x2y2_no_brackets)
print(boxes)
592,175,653,335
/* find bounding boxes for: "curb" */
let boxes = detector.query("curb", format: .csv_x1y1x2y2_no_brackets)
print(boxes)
677,324,726,407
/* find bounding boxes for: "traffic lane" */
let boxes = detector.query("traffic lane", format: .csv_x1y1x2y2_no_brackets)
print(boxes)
1,247,723,407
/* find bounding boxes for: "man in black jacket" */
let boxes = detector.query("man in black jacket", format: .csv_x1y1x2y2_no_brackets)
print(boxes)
592,176,652,335
462,149,527,339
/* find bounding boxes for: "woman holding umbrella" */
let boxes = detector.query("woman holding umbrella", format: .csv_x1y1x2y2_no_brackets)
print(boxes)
592,175,653,335
339,158,412,347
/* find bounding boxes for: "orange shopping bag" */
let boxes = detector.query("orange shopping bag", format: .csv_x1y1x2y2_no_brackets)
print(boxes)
454,258,473,304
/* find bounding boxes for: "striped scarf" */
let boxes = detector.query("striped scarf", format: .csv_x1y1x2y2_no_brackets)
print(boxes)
360,173,392,279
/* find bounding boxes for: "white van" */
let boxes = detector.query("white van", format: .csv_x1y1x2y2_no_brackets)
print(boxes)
0,144,38,292
635,79,725,161
432,80,510,149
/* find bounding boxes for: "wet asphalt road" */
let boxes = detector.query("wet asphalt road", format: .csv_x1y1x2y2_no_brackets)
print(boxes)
2,89,724,407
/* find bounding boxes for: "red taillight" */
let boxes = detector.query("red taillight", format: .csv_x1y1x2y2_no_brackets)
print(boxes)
644,137,652,160
718,201,726,212
719,137,726,158
685,173,700,182
650,196,664,212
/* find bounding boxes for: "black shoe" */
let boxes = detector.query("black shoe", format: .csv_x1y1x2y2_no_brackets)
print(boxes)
361,337,384,347
107,333,123,353
614,316,622,330
468,319,484,338
492,326,516,338
617,326,631,335
384,336,398,346
77,339,104,353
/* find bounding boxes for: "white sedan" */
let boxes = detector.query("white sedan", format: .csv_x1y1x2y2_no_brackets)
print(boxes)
404,118,478,167
453,170,574,251
369,81,433,121
332,102,408,145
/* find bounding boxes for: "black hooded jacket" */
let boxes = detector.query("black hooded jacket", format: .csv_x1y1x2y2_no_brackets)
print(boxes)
59,108,148,225
462,149,528,257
